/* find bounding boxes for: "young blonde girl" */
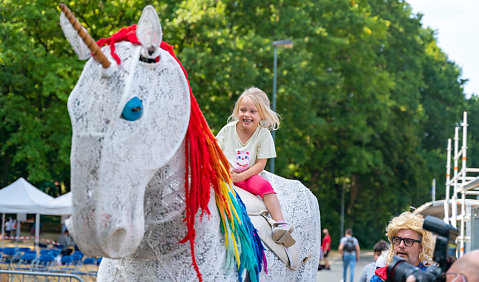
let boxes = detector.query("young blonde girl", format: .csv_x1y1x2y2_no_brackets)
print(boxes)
216,86,295,247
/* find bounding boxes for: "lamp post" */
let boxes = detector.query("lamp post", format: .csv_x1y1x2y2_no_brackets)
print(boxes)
270,39,293,174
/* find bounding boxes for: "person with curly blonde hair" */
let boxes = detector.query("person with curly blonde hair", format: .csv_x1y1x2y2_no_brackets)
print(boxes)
371,211,435,282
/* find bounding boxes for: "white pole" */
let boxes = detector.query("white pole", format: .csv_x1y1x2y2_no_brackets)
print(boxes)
432,178,436,202
1,213,5,248
445,138,451,223
15,214,20,240
452,127,459,228
35,213,40,251
460,111,468,257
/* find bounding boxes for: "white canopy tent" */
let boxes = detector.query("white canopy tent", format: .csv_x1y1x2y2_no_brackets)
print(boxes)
42,191,72,215
0,178,72,248
0,178,54,213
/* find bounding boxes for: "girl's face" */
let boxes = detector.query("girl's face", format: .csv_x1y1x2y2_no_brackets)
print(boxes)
237,96,261,131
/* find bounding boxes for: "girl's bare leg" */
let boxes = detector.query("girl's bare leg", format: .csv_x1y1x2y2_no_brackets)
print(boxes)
263,193,284,221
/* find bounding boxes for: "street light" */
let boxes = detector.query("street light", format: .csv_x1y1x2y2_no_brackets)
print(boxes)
270,39,293,174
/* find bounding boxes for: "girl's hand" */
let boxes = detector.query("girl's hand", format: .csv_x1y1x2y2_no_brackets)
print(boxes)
230,171,244,183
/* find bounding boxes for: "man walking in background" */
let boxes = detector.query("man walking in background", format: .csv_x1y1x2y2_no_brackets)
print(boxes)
320,228,331,270
5,217,15,237
339,228,360,282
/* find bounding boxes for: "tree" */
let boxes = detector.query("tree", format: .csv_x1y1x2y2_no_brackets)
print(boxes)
0,0,470,245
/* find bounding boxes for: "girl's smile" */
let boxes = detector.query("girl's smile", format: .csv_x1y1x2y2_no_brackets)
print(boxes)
237,96,261,132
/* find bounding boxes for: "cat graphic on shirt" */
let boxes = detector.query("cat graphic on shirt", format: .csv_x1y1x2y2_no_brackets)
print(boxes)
233,151,250,173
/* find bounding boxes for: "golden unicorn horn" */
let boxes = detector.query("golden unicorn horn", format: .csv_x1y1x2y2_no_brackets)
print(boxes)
59,3,111,68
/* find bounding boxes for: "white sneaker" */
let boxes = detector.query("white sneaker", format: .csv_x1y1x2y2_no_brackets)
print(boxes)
272,222,295,247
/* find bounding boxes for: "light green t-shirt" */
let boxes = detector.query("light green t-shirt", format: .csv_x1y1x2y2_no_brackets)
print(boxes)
216,121,276,172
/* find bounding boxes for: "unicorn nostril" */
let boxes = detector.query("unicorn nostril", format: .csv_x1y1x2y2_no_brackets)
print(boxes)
147,46,155,55
106,227,127,256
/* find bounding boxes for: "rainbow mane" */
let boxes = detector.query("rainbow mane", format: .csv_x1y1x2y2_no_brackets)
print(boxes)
97,25,264,282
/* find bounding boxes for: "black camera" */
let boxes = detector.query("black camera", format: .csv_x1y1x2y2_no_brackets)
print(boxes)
386,216,458,282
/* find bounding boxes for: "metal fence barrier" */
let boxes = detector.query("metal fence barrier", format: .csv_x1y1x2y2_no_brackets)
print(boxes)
0,270,83,282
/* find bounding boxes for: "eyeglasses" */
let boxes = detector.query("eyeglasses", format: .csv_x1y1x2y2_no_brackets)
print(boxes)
391,236,421,247
440,272,467,282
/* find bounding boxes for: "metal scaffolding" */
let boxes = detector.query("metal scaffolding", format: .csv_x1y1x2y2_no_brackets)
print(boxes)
444,112,479,257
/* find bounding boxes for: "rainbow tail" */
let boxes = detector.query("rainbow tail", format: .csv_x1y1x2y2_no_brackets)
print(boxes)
217,180,266,282
234,191,267,281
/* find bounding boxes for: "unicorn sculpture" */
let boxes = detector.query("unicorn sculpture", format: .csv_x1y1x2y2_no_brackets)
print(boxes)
60,3,320,281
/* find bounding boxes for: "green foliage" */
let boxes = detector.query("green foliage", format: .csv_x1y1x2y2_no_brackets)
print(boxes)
0,0,473,245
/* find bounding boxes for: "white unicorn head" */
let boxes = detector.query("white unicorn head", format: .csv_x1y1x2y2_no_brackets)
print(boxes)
61,4,190,258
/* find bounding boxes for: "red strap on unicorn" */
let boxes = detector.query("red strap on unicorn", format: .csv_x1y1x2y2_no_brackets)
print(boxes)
96,25,140,65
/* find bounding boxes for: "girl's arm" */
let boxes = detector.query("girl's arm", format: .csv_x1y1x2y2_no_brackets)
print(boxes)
231,158,267,182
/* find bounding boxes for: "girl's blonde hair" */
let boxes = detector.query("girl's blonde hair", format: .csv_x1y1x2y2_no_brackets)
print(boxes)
228,87,280,130
385,212,435,266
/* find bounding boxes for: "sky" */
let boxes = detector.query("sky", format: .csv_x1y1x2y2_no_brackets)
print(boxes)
407,0,479,98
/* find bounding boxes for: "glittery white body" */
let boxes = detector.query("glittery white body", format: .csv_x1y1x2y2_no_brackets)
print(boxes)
62,5,321,281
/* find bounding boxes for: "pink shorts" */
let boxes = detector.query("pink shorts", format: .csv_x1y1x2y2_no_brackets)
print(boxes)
234,174,276,198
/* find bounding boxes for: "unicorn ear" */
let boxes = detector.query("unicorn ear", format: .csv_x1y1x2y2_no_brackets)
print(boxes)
137,5,162,59
60,12,91,60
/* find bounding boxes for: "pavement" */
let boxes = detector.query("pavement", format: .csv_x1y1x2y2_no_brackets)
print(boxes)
316,250,375,282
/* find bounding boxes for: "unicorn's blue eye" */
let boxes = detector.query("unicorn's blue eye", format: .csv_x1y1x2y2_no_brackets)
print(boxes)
121,97,143,121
